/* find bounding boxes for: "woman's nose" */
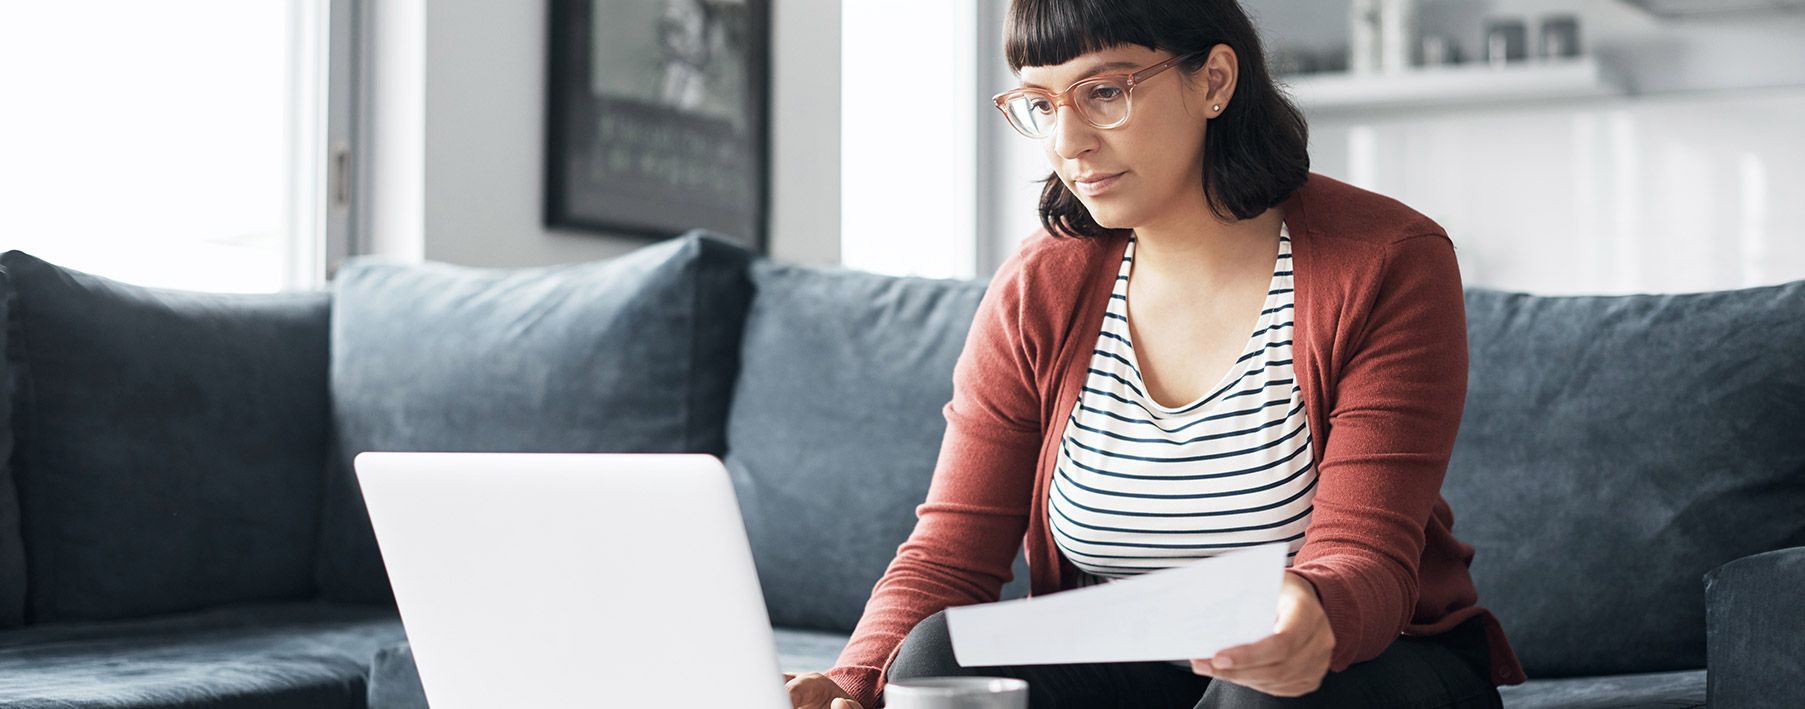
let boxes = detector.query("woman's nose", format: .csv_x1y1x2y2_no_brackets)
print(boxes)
1050,103,1097,160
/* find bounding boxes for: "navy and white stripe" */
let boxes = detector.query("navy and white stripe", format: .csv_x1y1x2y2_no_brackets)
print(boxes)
1052,223,1317,597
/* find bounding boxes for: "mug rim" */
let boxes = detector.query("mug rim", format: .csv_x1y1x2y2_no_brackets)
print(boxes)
885,676,1029,696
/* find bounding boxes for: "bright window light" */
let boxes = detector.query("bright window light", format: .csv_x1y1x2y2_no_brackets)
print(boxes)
0,1,320,293
841,0,977,280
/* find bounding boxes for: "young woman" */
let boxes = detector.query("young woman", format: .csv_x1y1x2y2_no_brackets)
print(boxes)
786,1,1524,707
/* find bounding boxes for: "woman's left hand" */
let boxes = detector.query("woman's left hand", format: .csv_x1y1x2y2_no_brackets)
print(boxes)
1190,571,1336,698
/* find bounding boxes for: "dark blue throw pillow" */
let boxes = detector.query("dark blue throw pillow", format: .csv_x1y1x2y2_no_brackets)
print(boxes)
1444,279,1805,677
1,251,331,623
314,231,755,603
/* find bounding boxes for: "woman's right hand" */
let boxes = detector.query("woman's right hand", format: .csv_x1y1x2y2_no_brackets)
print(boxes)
782,671,864,709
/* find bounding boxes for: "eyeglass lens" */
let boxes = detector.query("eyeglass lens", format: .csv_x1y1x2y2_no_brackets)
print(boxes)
1003,77,1131,137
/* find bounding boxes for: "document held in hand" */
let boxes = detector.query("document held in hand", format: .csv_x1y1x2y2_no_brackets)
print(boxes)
944,542,1289,666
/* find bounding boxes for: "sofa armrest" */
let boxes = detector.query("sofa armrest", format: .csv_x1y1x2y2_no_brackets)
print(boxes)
367,640,430,709
1705,545,1805,709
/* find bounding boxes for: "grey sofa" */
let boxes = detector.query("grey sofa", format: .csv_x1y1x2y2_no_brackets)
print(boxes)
1,231,1799,709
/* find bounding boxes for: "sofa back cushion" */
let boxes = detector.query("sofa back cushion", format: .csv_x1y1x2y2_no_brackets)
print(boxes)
723,261,1031,634
1,251,331,623
1444,280,1805,677
315,231,754,602
0,266,27,628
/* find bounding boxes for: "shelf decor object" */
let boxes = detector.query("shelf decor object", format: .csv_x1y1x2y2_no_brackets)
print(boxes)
545,0,772,255
1280,56,1629,115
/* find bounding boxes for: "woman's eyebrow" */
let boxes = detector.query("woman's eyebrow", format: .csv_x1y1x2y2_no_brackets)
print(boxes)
1021,60,1142,89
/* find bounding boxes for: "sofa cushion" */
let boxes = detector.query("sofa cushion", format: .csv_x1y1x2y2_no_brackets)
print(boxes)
0,266,27,628
315,231,754,602
1445,280,1805,678
723,261,1031,634
0,601,404,708
1495,669,1706,709
367,642,427,709
1704,545,1805,709
0,251,330,624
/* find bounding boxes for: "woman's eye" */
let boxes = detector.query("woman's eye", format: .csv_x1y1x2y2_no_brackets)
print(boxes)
1028,98,1054,113
1090,86,1124,101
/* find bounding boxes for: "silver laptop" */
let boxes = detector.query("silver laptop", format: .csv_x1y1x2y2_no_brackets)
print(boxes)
354,452,793,708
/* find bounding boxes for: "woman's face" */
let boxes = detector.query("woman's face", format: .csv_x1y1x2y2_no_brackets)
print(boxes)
1016,43,1232,230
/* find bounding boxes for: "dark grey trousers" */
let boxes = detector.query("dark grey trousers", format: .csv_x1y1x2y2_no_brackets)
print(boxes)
885,609,1503,709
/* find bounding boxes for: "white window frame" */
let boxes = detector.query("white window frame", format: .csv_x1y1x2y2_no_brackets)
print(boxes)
319,0,359,285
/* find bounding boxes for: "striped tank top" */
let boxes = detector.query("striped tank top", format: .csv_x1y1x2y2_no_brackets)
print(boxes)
1049,224,1318,665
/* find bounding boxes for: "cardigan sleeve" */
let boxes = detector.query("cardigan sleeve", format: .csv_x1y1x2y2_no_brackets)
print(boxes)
821,247,1044,709
1281,232,1470,673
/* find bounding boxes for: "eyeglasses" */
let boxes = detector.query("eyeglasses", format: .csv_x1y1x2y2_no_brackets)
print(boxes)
991,51,1203,140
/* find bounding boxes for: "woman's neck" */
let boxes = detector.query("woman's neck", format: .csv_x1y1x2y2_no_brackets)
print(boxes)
1131,204,1285,284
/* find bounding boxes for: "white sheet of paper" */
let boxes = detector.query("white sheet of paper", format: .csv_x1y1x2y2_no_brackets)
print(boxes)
944,542,1289,666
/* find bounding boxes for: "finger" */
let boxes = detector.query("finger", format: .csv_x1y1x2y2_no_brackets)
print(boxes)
784,681,813,706
1208,661,1294,687
1215,622,1311,670
1209,611,1288,669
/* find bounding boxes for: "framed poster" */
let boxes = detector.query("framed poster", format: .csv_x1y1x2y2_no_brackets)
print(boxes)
545,0,770,254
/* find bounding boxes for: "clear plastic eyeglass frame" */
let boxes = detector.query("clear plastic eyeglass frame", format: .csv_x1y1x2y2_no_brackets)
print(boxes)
991,51,1204,139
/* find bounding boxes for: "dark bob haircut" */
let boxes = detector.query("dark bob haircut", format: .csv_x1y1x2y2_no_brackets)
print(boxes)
1004,0,1309,239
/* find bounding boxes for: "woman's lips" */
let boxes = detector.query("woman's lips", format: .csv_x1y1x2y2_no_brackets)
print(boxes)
1075,171,1126,196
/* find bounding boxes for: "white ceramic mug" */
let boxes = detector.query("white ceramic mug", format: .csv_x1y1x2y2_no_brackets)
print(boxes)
883,677,1029,709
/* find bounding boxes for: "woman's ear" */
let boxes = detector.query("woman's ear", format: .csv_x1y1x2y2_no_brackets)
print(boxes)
1201,43,1239,117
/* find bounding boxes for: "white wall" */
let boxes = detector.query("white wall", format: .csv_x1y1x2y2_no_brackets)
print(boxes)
770,0,842,268
361,0,841,270
1310,87,1805,295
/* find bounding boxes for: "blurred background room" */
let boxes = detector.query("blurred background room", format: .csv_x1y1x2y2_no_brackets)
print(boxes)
4,0,1801,294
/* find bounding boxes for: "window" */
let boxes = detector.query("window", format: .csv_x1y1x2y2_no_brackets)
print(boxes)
840,0,979,280
0,0,345,293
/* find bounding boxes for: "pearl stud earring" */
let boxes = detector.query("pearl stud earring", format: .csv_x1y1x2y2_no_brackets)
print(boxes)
1213,104,1222,112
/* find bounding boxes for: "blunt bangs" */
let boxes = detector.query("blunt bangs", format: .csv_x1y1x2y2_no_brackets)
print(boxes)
1004,0,1166,73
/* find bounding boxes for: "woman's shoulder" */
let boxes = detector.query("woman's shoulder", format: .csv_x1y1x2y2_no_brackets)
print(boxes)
973,227,1116,361
1283,174,1465,326
984,226,1115,298
1284,172,1447,250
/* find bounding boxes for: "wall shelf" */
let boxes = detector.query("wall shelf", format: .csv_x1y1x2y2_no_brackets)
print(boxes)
1615,0,1805,20
1279,57,1630,116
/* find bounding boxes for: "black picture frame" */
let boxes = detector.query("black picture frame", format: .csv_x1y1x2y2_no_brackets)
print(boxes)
545,0,771,255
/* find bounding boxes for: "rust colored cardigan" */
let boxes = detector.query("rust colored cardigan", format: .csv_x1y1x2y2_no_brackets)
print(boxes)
823,173,1527,709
